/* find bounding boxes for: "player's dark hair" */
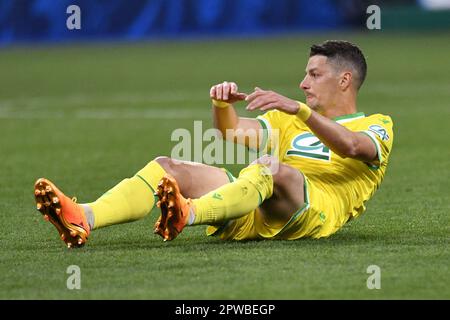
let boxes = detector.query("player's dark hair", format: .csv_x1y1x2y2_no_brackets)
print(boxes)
310,40,367,90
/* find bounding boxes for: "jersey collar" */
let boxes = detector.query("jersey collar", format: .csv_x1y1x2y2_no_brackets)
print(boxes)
334,112,365,124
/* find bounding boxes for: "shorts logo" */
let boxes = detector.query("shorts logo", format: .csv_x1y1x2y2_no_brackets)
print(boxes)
369,125,389,141
319,212,326,222
286,133,330,161
212,193,223,200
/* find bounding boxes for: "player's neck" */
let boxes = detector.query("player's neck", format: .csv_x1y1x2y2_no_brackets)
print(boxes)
321,97,357,120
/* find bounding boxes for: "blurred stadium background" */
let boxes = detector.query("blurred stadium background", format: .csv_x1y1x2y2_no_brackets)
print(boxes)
1,0,450,43
0,0,449,299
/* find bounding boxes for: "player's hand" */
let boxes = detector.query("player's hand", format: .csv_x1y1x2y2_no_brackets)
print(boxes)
245,87,300,115
210,81,247,104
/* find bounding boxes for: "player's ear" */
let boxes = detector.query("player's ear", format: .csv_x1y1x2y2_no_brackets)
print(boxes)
339,71,352,91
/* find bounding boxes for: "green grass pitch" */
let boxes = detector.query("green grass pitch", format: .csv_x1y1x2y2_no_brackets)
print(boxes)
0,33,449,299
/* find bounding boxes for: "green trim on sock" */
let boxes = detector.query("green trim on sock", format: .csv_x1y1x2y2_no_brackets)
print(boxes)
222,169,236,183
136,174,158,202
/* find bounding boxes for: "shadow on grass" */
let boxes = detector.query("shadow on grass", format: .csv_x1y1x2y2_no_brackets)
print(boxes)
81,229,391,253
16,220,406,254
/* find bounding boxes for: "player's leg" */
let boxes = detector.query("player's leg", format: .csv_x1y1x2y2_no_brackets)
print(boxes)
209,158,306,241
154,156,231,198
86,157,229,229
34,157,229,247
151,157,234,239
156,155,303,240
256,156,305,224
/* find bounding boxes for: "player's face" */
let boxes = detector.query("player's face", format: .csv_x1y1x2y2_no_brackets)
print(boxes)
300,55,340,110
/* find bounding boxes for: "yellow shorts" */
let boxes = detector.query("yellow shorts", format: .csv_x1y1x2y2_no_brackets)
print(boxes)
206,170,344,240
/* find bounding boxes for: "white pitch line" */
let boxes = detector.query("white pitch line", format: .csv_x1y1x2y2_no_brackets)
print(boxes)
0,108,211,119
1,82,449,110
2,82,448,110
1,82,449,119
76,108,211,119
0,90,209,110
0,90,213,119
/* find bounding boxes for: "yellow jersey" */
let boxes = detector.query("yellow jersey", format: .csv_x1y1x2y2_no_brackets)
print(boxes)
256,104,394,237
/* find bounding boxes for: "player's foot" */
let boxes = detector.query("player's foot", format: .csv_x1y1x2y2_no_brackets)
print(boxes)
154,174,192,241
34,178,90,248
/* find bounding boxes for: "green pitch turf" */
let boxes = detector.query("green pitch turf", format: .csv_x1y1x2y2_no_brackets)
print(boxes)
0,33,449,299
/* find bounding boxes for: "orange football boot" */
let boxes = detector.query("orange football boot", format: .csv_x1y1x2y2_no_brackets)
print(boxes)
154,174,192,241
34,178,90,248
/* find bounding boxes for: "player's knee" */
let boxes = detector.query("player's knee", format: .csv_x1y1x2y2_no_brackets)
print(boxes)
154,156,170,168
250,155,280,174
250,155,303,194
251,154,275,165
154,156,188,179
154,156,177,175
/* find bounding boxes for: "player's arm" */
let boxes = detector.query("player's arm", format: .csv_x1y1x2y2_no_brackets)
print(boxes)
246,88,377,162
302,111,377,162
210,81,263,150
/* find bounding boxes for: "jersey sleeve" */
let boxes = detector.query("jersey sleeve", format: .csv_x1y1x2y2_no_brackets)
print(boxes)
359,115,394,169
256,109,289,155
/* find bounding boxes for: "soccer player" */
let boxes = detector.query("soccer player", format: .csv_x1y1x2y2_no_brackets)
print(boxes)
34,40,393,247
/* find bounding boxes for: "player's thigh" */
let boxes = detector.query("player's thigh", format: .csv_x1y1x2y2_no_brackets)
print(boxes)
154,156,230,198
259,162,305,222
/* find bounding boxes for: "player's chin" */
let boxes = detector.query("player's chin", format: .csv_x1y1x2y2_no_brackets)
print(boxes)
305,96,318,108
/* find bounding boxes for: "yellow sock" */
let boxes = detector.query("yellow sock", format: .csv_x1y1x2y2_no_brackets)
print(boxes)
192,164,273,225
88,160,166,229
